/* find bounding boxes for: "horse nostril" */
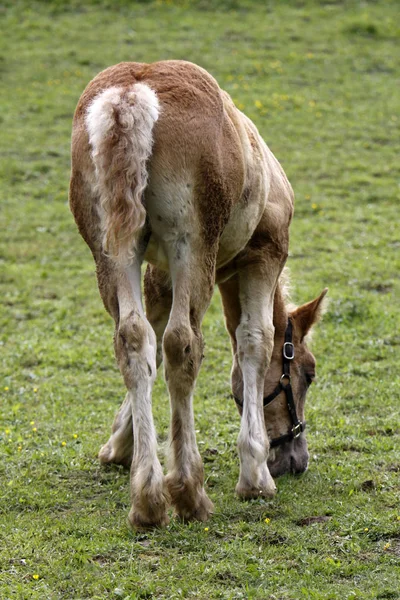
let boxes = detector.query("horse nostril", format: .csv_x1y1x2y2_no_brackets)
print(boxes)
290,453,309,475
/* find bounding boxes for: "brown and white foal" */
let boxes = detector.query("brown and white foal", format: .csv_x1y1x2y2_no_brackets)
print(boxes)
70,60,327,528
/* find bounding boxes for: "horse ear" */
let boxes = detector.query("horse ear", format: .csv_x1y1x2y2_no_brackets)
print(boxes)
290,288,328,340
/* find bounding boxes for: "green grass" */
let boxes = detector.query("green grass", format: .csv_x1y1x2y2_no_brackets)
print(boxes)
1,1,399,598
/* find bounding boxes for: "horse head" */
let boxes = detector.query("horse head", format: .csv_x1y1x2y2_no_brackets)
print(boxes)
232,286,328,478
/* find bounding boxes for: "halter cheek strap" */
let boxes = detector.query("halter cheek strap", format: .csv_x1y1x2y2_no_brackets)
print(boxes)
233,319,306,448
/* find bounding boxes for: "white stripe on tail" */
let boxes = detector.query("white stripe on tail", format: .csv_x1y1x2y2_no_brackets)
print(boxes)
86,83,160,263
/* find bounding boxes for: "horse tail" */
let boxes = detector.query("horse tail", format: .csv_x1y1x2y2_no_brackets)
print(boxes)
85,83,160,263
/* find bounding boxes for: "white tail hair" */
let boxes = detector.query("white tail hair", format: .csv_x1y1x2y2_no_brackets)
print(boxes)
85,83,160,263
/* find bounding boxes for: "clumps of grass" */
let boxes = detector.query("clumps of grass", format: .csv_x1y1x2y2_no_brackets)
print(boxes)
324,297,371,325
344,22,379,37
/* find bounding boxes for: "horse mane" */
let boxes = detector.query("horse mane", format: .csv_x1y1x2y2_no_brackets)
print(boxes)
279,266,292,307
273,267,294,332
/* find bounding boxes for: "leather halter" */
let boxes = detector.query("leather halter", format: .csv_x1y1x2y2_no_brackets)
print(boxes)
233,319,306,448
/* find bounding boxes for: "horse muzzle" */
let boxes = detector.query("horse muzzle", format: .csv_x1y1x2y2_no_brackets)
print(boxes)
267,435,309,477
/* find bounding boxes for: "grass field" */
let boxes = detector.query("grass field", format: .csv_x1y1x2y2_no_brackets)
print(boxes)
1,1,399,598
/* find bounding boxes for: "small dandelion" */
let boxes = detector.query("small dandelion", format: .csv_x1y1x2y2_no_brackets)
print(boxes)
32,427,37,433
255,100,263,109
30,421,35,426
312,203,318,210
32,574,39,580
33,388,38,393
61,441,67,447
18,446,22,451
73,433,78,439
397,516,400,521
264,518,271,524
4,386,9,391
204,527,209,532
383,542,391,551
5,429,11,435
364,528,369,532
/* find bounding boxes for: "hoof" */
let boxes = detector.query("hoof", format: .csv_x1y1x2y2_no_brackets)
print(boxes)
128,470,171,530
98,441,132,469
236,463,276,499
166,473,214,522
128,506,170,530
235,482,276,500
178,490,214,523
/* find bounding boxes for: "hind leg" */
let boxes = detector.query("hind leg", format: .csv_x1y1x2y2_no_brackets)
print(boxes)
95,253,169,528
162,252,215,522
98,392,134,468
99,265,172,468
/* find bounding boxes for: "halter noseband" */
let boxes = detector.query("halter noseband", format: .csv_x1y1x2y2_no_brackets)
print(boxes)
233,319,306,449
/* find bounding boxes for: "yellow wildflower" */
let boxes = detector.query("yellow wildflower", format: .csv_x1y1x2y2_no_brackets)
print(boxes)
30,421,35,425
383,542,391,551
33,574,39,580
4,386,9,391
73,433,78,439
5,429,10,435
32,427,37,433
61,441,66,447
33,388,38,393
255,100,263,109
204,527,209,532
264,518,271,524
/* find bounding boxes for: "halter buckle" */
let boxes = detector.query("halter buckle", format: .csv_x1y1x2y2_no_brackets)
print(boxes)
283,342,295,360
291,422,303,439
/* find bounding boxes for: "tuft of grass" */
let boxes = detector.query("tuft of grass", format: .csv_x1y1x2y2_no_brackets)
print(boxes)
1,1,400,599
344,22,379,37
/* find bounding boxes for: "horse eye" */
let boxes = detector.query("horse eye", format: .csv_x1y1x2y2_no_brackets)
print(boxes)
305,372,315,386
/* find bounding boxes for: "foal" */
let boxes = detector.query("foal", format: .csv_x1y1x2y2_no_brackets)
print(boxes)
70,60,326,528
